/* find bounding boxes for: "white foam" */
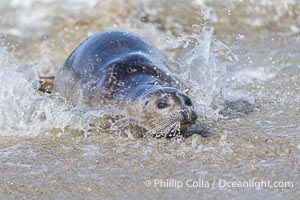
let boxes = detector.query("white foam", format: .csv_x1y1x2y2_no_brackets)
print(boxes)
0,49,67,135
0,46,129,136
234,67,276,83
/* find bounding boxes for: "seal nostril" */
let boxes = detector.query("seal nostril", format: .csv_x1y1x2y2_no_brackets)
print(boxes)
191,111,197,122
180,111,192,125
180,111,187,121
185,98,192,106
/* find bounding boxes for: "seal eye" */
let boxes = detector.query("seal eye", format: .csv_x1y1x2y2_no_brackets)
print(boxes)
185,98,192,106
157,102,169,109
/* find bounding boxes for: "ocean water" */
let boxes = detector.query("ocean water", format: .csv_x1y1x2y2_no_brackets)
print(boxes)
0,0,299,199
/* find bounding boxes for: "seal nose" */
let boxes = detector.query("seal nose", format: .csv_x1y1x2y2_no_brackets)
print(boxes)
191,110,197,123
181,110,197,124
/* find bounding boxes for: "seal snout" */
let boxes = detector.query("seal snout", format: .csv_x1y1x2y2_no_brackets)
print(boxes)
181,110,197,125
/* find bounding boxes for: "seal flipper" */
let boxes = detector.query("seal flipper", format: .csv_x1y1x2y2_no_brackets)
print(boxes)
219,98,256,118
182,123,212,138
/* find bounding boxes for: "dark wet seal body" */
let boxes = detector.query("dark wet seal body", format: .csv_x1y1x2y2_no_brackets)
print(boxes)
54,30,202,138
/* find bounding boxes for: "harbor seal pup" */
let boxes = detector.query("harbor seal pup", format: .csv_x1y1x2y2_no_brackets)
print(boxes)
54,30,199,138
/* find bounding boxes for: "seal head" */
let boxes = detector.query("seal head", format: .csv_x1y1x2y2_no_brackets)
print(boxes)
130,87,197,138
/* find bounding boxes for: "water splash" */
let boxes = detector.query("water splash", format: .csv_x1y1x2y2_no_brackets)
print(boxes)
173,26,236,117
0,46,68,135
0,46,131,137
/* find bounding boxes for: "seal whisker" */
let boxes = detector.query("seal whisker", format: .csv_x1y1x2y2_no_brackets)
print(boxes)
146,120,173,133
148,121,173,132
145,116,179,137
159,121,180,137
147,118,175,130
